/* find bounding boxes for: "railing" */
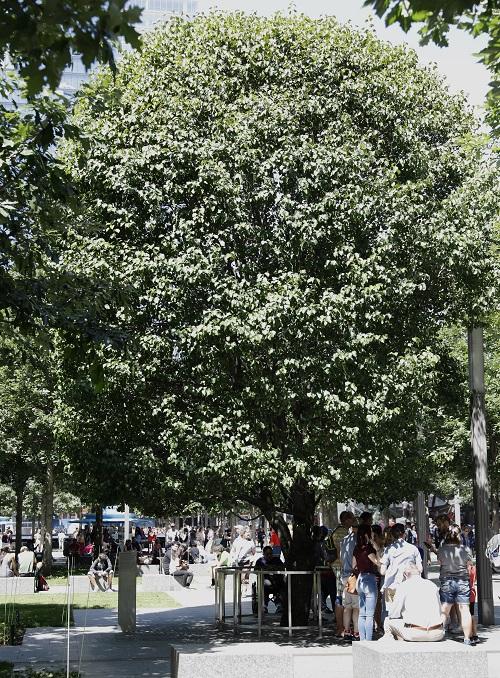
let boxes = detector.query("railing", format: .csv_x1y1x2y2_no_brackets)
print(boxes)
214,566,325,638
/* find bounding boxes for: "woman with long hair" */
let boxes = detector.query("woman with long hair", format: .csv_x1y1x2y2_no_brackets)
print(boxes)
352,524,380,641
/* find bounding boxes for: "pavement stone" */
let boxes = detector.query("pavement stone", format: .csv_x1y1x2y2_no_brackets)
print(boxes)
3,564,500,677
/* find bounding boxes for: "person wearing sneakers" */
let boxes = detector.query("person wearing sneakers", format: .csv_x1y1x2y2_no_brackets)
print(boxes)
88,553,114,591
437,531,474,645
331,511,356,636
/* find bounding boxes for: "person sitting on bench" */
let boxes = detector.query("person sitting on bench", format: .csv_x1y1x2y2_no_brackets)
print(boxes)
88,553,114,591
253,545,284,613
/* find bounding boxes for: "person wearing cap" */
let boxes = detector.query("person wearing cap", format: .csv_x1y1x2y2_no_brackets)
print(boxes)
385,563,445,642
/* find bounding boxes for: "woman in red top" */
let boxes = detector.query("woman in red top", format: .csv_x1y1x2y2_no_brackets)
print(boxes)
352,525,379,641
269,530,280,546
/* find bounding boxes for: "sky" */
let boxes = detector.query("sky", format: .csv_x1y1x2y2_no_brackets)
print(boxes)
197,0,490,114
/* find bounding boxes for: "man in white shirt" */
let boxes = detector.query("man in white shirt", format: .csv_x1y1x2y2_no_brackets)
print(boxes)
380,523,422,615
166,525,177,542
386,563,445,642
230,526,256,566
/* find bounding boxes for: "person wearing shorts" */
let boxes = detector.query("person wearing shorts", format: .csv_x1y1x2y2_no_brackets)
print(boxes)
88,553,114,591
437,532,473,645
342,588,359,640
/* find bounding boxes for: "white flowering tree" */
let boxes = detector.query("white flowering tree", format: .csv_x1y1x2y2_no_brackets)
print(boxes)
63,13,497,622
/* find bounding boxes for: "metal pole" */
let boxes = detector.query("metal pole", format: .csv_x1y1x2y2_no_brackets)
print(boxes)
233,572,238,629
257,571,263,638
415,491,428,579
220,570,225,623
468,327,494,625
287,575,292,638
317,572,323,639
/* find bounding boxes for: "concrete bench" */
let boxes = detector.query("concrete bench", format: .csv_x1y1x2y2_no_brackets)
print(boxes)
138,563,160,576
353,639,487,678
0,577,36,594
171,643,353,678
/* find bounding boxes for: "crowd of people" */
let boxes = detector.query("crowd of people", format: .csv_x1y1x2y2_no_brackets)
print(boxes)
0,512,481,644
203,513,479,646
306,511,478,645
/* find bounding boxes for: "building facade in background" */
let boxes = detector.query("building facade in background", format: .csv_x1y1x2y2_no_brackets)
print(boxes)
59,0,198,97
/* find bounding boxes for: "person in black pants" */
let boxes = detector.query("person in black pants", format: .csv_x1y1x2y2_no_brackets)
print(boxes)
173,558,194,587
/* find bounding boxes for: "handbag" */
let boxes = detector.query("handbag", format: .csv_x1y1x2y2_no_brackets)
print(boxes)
345,573,358,595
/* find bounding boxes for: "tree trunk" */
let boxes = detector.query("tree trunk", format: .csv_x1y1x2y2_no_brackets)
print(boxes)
41,464,54,575
15,484,24,556
94,505,103,556
490,427,499,533
248,480,316,626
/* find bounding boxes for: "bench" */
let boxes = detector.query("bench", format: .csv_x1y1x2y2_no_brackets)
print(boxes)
171,643,353,678
0,577,36,594
352,639,487,678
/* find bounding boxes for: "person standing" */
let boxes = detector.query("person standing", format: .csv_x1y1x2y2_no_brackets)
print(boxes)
330,511,356,636
437,531,474,645
352,525,379,641
58,528,66,552
166,524,177,542
380,523,422,621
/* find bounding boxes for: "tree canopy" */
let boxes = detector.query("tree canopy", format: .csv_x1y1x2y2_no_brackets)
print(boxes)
365,0,500,134
1,0,142,96
62,13,498,537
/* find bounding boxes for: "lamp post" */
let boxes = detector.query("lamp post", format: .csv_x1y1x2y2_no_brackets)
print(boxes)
468,327,494,625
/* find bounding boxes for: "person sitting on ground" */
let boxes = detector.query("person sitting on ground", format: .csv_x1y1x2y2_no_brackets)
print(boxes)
88,552,114,591
253,545,284,613
0,546,17,577
386,563,445,642
172,552,194,588
18,546,36,577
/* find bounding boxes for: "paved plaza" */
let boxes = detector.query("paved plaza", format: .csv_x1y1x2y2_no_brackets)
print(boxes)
3,560,500,677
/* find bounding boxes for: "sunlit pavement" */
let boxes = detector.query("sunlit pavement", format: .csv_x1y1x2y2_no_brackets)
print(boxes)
3,562,500,676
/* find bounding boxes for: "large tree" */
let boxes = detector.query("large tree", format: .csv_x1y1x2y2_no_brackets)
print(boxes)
64,13,498,620
365,0,499,134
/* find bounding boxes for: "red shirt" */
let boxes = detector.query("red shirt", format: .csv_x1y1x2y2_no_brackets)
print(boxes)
270,530,280,546
353,543,377,575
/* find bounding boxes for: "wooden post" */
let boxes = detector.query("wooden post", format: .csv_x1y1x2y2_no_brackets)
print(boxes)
468,327,494,625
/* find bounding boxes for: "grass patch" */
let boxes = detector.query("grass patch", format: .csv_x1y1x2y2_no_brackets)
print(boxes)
1,592,178,614
0,663,13,677
0,599,73,629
